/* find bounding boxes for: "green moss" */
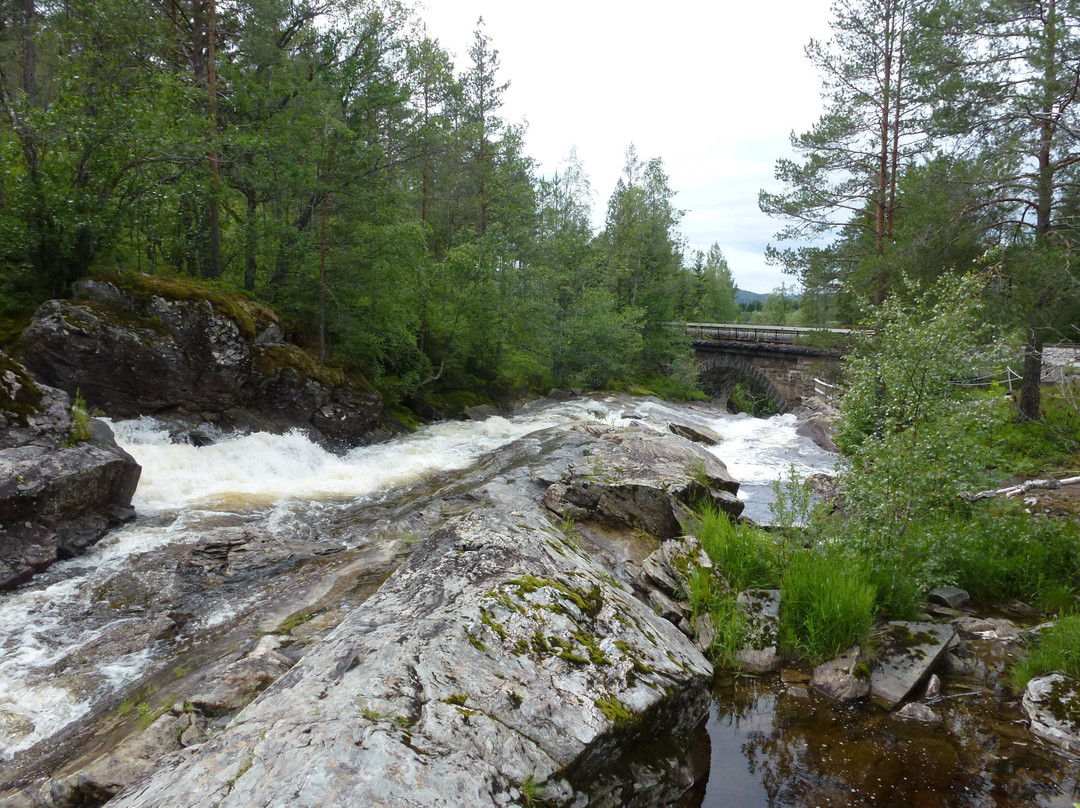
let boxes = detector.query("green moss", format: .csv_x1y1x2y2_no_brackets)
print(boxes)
559,650,591,665
102,272,277,339
277,609,318,634
390,404,421,431
571,630,611,666
0,352,43,426
507,575,604,619
508,691,523,709
467,634,487,651
253,344,346,388
481,612,507,640
423,389,492,417
444,693,469,707
531,630,551,655
593,695,637,731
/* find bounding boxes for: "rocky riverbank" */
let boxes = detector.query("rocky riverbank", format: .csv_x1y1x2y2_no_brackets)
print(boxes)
19,274,393,450
1,410,751,807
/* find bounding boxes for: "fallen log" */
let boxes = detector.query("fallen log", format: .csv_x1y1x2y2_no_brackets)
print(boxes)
960,476,1080,501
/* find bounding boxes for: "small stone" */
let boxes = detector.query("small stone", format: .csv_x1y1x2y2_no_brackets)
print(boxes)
924,674,942,699
895,702,941,723
811,647,870,701
781,668,811,684
737,647,782,674
938,651,971,677
694,614,717,652
786,685,810,699
928,587,970,609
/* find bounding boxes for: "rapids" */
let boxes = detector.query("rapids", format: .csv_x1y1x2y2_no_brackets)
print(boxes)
0,394,831,777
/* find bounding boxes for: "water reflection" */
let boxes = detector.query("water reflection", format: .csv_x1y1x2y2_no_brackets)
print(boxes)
683,657,1080,808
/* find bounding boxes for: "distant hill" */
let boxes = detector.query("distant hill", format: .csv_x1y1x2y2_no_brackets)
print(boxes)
734,288,769,305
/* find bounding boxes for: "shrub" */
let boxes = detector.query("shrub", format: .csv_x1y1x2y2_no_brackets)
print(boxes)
68,389,92,445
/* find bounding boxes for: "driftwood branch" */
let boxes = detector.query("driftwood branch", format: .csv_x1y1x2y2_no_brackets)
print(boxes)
960,476,1080,501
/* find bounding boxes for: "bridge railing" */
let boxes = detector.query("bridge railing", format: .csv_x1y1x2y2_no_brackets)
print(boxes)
682,322,859,347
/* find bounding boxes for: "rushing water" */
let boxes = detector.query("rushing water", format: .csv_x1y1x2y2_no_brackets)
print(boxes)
0,395,831,766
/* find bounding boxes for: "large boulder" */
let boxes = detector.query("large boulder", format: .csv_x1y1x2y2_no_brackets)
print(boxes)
0,351,141,589
1022,673,1080,753
20,275,387,448
542,424,743,536
106,508,713,808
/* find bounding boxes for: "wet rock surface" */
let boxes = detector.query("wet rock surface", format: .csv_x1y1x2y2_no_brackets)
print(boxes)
107,511,712,807
1023,673,1080,754
0,352,141,589
736,588,782,674
810,647,870,702
541,424,743,535
869,621,956,708
2,419,735,807
20,277,388,448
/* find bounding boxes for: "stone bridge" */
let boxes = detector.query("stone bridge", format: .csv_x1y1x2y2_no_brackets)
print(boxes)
685,323,851,413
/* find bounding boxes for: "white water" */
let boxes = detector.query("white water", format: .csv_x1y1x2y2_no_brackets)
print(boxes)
0,396,833,759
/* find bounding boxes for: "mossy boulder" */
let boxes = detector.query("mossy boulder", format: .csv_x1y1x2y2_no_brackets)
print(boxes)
20,275,387,448
0,351,141,589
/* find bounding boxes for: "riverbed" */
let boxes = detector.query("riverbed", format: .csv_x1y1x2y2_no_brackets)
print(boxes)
3,393,1076,806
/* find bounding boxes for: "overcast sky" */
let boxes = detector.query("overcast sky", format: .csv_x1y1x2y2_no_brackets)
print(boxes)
416,0,836,293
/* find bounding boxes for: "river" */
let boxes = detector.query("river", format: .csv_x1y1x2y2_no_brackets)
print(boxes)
9,393,1073,807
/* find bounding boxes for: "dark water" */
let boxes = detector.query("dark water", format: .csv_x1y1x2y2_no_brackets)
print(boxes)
680,639,1080,808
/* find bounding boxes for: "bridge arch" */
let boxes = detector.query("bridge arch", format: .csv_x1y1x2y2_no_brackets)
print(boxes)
696,353,789,414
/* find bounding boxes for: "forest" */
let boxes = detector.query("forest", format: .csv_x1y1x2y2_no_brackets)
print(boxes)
0,0,739,408
2,0,1080,421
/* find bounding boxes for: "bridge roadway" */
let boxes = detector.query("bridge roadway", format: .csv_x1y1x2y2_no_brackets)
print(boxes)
683,322,856,347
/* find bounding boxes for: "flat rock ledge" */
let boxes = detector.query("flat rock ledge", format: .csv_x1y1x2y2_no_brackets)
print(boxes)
869,621,956,708
108,507,713,808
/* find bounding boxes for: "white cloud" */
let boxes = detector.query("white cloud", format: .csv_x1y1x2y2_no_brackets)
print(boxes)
417,0,834,293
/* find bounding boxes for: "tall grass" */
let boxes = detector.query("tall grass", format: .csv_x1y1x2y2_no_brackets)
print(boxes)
1011,615,1080,691
696,504,778,591
778,550,877,663
683,563,747,667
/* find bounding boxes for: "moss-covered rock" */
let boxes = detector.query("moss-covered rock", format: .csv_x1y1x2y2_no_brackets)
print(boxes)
0,350,141,590
20,274,388,448
0,351,43,431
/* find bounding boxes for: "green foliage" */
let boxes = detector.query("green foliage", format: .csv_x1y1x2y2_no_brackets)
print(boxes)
679,562,746,667
777,548,876,663
1011,616,1080,692
939,505,1080,608
836,274,1001,565
68,390,92,445
728,381,780,416
519,774,547,807
695,504,778,592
